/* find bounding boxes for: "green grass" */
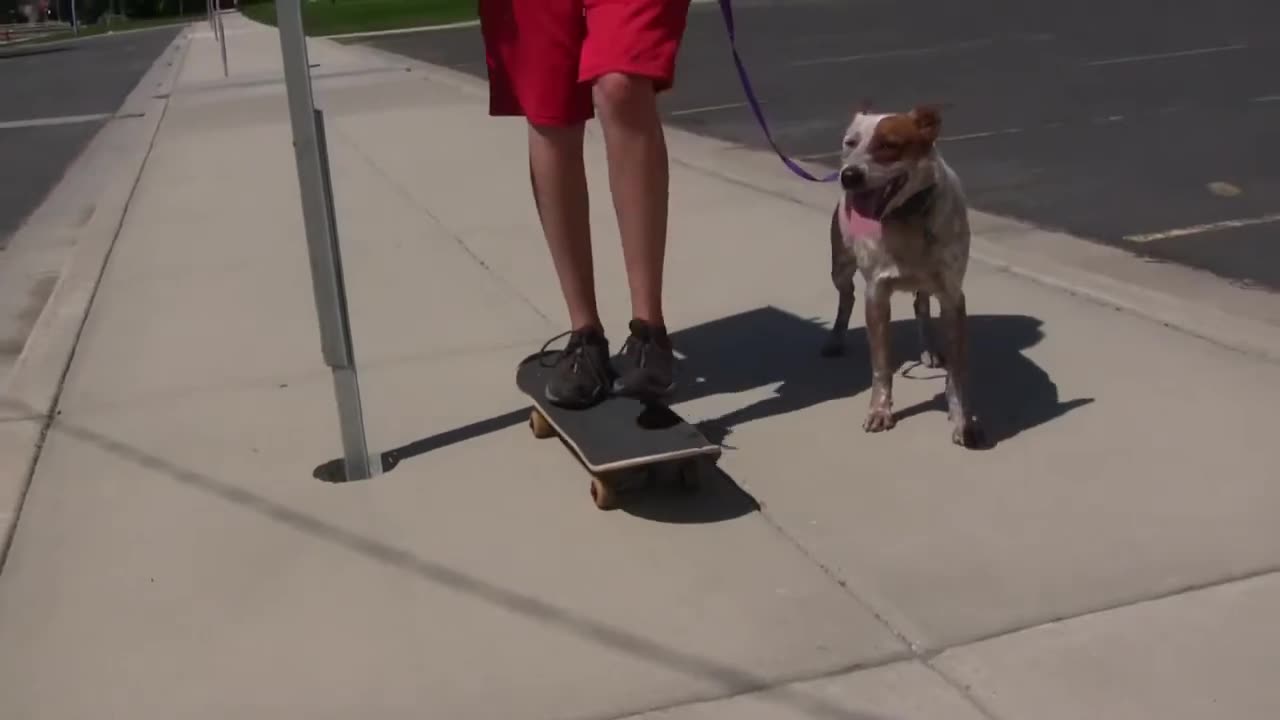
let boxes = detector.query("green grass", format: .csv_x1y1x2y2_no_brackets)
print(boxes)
240,0,477,37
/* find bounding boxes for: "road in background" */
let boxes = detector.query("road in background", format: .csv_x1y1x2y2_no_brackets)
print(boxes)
0,26,181,248
349,0,1280,290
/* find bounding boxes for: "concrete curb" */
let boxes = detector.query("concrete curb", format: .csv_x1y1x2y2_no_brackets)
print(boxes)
333,35,1280,365
0,28,192,573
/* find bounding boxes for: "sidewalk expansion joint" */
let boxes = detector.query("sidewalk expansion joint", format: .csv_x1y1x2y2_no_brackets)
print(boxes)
326,121,555,328
920,564,1280,662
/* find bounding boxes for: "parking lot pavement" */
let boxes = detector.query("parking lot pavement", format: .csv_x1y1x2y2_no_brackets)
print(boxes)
347,0,1280,290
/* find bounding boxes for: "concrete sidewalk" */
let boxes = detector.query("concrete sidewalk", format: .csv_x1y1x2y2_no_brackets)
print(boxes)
1,13,1279,719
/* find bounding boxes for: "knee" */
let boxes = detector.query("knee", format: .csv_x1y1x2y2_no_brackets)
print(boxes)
592,72,655,118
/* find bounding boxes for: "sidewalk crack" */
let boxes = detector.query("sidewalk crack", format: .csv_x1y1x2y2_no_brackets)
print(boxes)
323,121,554,328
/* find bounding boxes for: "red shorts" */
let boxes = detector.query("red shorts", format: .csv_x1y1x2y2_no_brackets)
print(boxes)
479,0,693,126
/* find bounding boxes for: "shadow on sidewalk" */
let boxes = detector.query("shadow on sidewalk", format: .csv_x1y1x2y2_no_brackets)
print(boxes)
51,415,906,720
670,306,1093,448
313,306,1090,509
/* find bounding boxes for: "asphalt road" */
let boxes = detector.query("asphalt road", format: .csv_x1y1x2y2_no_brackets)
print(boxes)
352,0,1280,290
0,26,180,248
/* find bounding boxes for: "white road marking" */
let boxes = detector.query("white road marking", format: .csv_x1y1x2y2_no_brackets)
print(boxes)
319,20,480,40
1252,95,1280,103
1085,43,1248,67
1206,181,1242,197
1124,213,1280,243
797,150,840,161
791,38,993,67
943,127,1024,141
0,113,112,130
668,102,747,117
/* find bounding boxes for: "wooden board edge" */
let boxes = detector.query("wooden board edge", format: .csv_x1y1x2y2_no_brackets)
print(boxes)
526,399,720,475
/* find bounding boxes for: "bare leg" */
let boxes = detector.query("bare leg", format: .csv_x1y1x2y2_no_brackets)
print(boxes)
863,283,896,432
528,122,598,331
913,291,943,368
939,292,986,447
593,73,668,327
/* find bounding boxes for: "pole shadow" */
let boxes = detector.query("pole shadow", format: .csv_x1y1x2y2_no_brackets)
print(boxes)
43,413,913,720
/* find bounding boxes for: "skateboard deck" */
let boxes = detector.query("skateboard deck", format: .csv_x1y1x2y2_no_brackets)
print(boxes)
516,351,721,509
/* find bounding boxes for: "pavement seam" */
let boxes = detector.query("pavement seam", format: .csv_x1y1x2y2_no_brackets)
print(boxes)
594,653,921,720
323,120,556,329
0,31,188,573
922,564,1280,660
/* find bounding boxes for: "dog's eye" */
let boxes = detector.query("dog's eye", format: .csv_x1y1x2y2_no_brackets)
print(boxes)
844,136,859,148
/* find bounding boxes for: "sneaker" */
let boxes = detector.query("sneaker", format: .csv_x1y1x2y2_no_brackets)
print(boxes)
540,327,614,409
612,318,677,400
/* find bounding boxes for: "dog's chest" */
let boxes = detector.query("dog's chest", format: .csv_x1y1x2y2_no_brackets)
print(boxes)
849,217,942,289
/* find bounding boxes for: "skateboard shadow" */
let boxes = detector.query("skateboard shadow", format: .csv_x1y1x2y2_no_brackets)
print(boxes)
669,305,1092,447
609,462,762,524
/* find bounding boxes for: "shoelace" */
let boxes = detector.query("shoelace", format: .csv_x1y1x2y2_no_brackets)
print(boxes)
537,330,609,381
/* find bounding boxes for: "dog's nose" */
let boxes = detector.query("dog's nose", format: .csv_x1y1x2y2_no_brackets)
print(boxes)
840,166,865,189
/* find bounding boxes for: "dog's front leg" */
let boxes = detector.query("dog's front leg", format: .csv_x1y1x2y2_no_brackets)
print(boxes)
939,292,986,447
863,282,895,432
912,291,943,368
823,209,856,357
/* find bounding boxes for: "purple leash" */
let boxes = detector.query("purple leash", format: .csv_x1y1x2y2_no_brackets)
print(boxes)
715,0,839,183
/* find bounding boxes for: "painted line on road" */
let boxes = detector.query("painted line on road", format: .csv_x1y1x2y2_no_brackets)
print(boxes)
943,127,1024,142
0,113,111,131
321,20,480,40
1085,43,1248,67
1252,95,1280,103
1124,213,1280,243
790,37,994,67
668,102,747,117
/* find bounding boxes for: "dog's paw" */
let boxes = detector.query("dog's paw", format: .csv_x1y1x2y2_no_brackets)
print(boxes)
820,339,846,358
921,349,945,368
863,407,896,433
952,419,988,449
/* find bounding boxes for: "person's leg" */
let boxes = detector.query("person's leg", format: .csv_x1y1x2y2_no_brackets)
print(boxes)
480,0,613,408
527,122,598,333
593,73,669,329
580,0,692,398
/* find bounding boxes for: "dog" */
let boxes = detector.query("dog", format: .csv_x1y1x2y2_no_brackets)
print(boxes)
821,105,986,448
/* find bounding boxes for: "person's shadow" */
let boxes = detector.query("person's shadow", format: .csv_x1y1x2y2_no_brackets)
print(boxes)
314,306,1091,522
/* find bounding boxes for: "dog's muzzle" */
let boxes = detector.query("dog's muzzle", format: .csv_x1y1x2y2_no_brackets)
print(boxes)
839,166,866,190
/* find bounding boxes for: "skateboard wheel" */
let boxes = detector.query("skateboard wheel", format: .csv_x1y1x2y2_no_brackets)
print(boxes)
529,410,555,439
590,475,618,510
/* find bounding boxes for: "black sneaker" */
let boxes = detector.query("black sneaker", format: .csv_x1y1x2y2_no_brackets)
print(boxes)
612,319,677,400
540,327,614,409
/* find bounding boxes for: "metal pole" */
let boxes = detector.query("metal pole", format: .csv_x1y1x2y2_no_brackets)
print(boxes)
274,0,374,482
69,0,78,35
216,9,227,77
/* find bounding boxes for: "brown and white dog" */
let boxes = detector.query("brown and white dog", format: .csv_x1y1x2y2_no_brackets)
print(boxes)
821,105,986,448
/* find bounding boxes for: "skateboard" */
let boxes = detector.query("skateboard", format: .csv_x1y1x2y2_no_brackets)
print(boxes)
516,351,722,510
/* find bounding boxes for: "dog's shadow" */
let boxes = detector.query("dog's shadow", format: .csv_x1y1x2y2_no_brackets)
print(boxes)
670,306,1092,447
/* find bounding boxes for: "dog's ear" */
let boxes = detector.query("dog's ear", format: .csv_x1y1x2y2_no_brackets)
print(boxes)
910,104,942,145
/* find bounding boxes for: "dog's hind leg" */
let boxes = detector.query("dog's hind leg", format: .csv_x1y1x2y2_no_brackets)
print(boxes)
938,291,986,448
912,291,944,368
823,208,857,358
